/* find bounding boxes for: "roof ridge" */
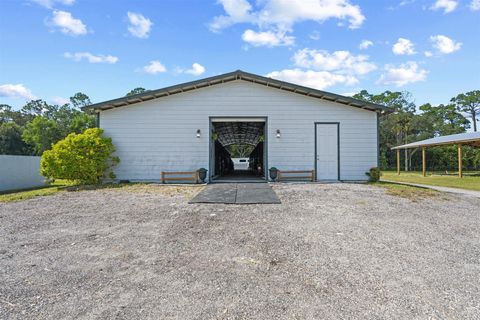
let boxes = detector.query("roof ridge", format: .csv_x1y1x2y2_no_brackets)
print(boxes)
82,70,391,113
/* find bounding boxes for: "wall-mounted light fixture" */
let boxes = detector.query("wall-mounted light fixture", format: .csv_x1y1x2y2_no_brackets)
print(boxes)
196,129,201,138
276,129,281,138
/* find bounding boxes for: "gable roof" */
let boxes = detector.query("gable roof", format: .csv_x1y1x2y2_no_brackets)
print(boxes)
82,70,391,113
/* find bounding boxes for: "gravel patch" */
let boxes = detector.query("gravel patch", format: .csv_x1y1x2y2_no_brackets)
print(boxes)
0,183,479,319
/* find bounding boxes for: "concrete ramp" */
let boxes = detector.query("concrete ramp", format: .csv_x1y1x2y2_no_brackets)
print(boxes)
189,183,280,204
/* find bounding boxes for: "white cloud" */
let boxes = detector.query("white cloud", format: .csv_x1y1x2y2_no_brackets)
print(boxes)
266,47,378,90
293,48,377,75
127,12,153,39
210,0,365,31
209,0,254,31
64,52,118,64
241,29,295,47
471,0,480,10
0,84,37,101
175,63,206,76
359,40,373,50
424,51,433,57
143,61,167,74
32,0,74,9
392,38,416,55
210,0,365,46
184,63,206,76
430,34,462,54
341,91,359,97
51,96,70,105
400,0,415,6
49,10,87,36
430,0,458,13
387,0,415,10
309,31,321,40
377,62,427,87
266,69,358,90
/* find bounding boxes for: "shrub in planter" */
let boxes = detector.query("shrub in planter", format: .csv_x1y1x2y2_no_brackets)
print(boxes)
41,128,119,185
269,167,279,181
197,168,208,182
366,167,382,182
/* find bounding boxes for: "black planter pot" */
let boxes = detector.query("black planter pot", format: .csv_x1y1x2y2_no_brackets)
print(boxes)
198,169,208,182
269,168,278,181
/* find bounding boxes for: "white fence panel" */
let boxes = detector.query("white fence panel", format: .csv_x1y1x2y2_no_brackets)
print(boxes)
0,155,46,192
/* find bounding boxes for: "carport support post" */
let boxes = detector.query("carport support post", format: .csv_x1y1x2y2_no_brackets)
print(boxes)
422,147,426,177
396,149,401,175
458,144,463,178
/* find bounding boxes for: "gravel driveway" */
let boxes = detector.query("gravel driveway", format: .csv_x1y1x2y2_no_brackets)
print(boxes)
1,183,479,319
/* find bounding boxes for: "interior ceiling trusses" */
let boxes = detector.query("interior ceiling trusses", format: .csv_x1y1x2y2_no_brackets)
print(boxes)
213,122,264,147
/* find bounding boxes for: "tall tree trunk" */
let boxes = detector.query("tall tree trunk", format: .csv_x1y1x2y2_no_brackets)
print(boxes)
472,110,477,132
395,131,402,170
408,148,418,171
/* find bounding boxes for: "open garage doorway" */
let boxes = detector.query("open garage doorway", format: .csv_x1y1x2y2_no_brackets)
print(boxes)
209,117,267,182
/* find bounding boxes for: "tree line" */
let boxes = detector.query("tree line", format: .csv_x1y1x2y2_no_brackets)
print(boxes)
353,90,479,171
0,88,147,156
1,87,478,171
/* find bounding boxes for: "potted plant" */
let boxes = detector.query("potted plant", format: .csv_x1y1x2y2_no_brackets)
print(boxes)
197,168,208,182
269,167,278,181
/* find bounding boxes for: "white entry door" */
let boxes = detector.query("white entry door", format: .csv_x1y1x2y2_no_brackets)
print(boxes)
316,123,339,180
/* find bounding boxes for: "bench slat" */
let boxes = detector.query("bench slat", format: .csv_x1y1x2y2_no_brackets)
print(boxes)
163,171,197,175
161,171,199,184
277,170,315,182
278,176,312,180
279,170,313,174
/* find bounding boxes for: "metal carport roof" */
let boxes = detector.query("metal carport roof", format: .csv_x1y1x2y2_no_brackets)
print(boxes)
392,132,480,149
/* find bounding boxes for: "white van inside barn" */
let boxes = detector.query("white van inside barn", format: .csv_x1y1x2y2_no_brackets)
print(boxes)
83,70,389,183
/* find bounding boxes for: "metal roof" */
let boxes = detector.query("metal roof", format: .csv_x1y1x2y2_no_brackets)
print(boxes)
82,70,391,113
392,132,480,149
213,121,264,146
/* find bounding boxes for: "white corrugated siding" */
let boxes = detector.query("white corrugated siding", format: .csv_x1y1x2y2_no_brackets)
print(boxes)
100,80,378,181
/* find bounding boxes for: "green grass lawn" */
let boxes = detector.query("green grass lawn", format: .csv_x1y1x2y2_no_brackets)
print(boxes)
0,180,77,203
372,182,441,201
381,171,480,191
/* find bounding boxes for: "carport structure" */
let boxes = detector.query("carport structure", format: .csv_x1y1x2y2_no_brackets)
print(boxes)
392,132,480,178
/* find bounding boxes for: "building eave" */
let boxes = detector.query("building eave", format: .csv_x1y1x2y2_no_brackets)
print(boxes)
82,70,392,114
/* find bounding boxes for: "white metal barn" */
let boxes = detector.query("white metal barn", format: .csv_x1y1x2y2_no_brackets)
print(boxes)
83,70,389,183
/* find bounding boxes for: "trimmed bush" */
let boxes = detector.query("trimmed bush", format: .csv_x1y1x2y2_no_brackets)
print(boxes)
41,128,119,184
366,167,382,182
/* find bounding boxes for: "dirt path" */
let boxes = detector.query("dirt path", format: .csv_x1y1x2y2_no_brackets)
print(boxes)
1,183,479,319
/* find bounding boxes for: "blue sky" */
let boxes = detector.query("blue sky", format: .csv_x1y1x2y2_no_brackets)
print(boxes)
1,0,479,109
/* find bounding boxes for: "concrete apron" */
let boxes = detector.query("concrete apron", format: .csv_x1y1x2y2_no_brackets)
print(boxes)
189,183,281,204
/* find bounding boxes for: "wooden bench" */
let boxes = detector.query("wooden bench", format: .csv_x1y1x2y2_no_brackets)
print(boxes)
161,171,199,184
277,170,315,182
